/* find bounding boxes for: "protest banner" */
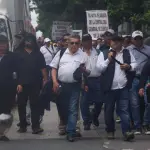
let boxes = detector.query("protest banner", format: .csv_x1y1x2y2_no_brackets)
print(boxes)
86,10,109,39
72,30,83,39
52,21,72,40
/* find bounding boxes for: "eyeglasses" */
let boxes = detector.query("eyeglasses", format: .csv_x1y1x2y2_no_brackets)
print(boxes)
70,42,80,45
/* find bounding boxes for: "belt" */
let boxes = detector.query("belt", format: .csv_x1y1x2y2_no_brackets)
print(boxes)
88,76,100,80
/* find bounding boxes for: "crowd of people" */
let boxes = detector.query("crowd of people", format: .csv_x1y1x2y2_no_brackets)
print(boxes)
0,29,150,143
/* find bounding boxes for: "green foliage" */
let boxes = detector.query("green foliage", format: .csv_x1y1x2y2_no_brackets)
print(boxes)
32,0,150,35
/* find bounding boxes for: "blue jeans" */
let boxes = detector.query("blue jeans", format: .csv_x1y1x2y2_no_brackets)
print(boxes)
104,87,131,134
66,83,80,135
129,78,141,129
143,86,150,125
80,77,103,124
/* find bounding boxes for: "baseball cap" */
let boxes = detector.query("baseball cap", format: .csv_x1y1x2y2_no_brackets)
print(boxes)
103,29,115,37
132,31,143,38
92,37,97,41
82,34,92,42
44,38,51,43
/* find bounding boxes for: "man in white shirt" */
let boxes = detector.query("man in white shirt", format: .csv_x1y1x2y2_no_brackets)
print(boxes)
50,35,87,142
80,34,103,130
96,35,137,141
40,38,54,67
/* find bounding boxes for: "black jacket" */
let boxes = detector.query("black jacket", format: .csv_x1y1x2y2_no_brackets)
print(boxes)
0,52,18,85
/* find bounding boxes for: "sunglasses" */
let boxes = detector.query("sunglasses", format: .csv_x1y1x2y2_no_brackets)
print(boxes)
70,42,80,45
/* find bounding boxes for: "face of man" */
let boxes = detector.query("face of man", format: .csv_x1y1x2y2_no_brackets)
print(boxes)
63,35,70,48
132,36,143,48
82,40,92,50
45,42,50,47
68,38,80,53
110,40,123,51
92,40,97,48
0,41,8,56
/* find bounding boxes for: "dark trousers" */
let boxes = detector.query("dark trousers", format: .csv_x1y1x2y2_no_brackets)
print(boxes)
0,84,16,114
80,77,103,124
104,87,131,134
17,84,41,129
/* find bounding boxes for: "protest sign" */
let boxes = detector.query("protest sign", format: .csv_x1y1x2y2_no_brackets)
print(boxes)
72,30,83,39
86,10,109,39
52,21,72,40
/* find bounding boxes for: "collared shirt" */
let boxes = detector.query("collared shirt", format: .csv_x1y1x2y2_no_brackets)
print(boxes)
50,48,88,83
18,50,46,85
40,45,54,65
96,49,137,90
84,48,101,77
128,44,150,75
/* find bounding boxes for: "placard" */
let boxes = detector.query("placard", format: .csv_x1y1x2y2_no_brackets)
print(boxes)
86,10,109,39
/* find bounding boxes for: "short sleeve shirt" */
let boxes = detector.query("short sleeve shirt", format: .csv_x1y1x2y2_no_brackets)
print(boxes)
18,50,46,84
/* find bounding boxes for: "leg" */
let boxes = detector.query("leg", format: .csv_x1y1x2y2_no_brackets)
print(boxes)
116,88,131,134
92,102,103,126
17,86,28,130
66,84,80,141
29,84,41,131
104,91,116,134
129,78,141,131
80,90,91,129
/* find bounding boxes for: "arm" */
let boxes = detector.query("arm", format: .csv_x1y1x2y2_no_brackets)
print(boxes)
139,61,150,89
50,51,61,93
129,51,137,71
39,52,48,84
96,52,110,73
41,68,48,83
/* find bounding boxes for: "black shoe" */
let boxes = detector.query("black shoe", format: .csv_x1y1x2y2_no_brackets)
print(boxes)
17,122,30,127
124,132,135,141
75,132,82,138
66,135,75,142
17,128,27,133
84,124,91,131
59,130,66,136
92,116,99,127
107,132,115,139
0,136,10,141
143,125,150,135
32,127,44,134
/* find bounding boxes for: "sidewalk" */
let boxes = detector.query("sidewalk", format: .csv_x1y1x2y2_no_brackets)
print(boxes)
7,103,99,140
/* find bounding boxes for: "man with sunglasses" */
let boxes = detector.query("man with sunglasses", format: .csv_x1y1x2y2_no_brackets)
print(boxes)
17,34,48,134
50,35,88,142
128,31,150,134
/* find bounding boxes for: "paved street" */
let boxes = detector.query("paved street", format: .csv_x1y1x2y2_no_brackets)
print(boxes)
3,104,150,150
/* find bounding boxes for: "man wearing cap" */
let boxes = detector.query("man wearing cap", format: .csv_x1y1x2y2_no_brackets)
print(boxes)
80,34,103,130
40,38,55,69
128,30,150,134
97,29,115,57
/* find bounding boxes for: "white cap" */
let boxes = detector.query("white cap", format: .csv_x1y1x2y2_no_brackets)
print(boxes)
132,31,143,38
44,38,51,43
107,29,115,34
92,37,97,41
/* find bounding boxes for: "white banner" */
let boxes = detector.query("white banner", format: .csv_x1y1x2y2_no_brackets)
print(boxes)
86,10,109,39
72,30,83,39
52,21,72,40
